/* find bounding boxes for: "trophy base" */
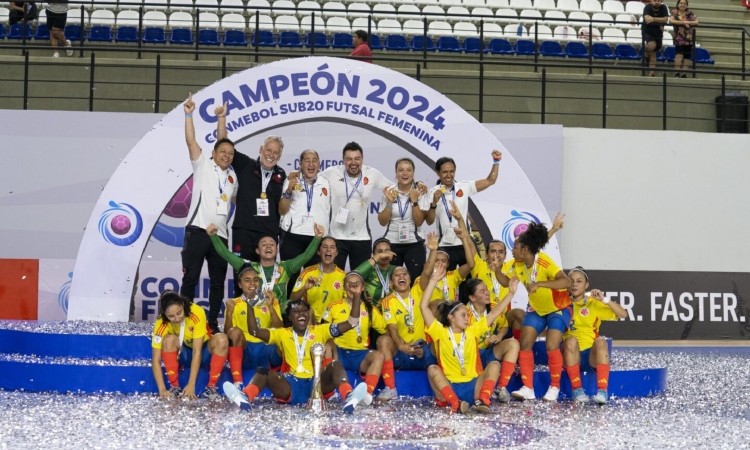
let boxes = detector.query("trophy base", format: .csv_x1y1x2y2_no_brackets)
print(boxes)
306,398,326,412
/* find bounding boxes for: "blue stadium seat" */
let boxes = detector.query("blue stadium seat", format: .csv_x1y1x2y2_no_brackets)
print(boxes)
637,46,664,62
369,34,383,50
592,42,616,60
539,41,564,57
170,28,194,45
251,30,275,47
565,41,588,59
224,30,248,46
143,28,167,44
199,29,220,46
0,24,6,40
410,35,435,52
89,26,113,42
64,24,86,42
485,38,514,55
695,47,714,64
515,39,536,56
8,23,34,40
278,31,302,47
615,43,639,60
115,27,139,43
384,35,409,51
436,36,461,53
34,24,50,40
662,46,676,62
305,32,329,48
463,37,482,54
331,33,354,49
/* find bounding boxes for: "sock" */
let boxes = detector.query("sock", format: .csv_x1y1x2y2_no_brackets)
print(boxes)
339,382,353,400
208,353,227,387
382,359,396,389
498,360,515,388
479,379,495,405
228,347,243,383
439,385,459,411
512,329,521,340
364,374,379,394
162,351,180,387
566,364,582,389
322,358,333,368
597,364,610,390
242,383,260,402
547,349,563,388
518,350,534,389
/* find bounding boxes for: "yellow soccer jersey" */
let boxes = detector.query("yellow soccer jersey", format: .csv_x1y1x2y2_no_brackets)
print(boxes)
152,303,207,350
426,317,490,384
268,324,332,379
507,251,570,316
563,298,619,351
413,269,464,303
382,287,426,343
470,254,512,306
229,297,282,344
322,299,387,350
466,303,509,349
292,265,346,322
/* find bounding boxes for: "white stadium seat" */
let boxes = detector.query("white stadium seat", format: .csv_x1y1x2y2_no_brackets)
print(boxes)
297,1,322,19
116,10,140,26
518,8,542,24
90,9,116,26
376,18,402,35
553,24,576,40
626,28,642,44
504,23,526,36
248,14,273,29
626,0,644,15
591,12,614,27
402,19,424,34
471,7,495,21
323,2,348,18
222,13,248,29
509,0,532,10
446,6,471,20
543,10,567,26
533,0,556,11
428,20,453,36
199,12,220,29
373,4,397,19
272,0,296,17
347,3,371,18
495,8,518,23
567,11,590,26
528,23,552,39
143,11,168,27
602,27,625,43
326,16,351,33
602,0,625,15
169,11,194,27
483,22,504,37
300,15,325,32
274,15,299,31
556,0,579,12
453,21,477,37
579,0,601,13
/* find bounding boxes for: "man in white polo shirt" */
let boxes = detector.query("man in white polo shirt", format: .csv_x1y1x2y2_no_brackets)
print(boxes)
181,93,238,334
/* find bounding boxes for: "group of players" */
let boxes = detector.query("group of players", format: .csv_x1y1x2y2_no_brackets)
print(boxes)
149,95,627,413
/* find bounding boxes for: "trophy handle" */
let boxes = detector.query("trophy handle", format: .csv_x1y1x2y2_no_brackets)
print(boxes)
306,343,326,411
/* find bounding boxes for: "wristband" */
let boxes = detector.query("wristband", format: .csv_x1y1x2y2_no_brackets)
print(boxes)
185,113,193,118
493,161,500,165
412,201,419,207
602,297,611,305
429,203,437,210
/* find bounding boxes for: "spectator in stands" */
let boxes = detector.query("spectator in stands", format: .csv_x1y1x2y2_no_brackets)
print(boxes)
9,1,37,26
642,0,670,77
45,0,72,58
350,30,373,64
671,0,699,78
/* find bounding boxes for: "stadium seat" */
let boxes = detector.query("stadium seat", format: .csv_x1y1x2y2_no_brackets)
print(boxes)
483,22,504,38
695,48,715,64
198,12,220,30
602,27,626,43
428,21,453,37
66,9,88,25
115,26,139,42
626,29,642,45
348,4,371,18
398,4,422,20
591,12,614,28
245,0,270,13
438,0,462,8
454,22,477,38
169,29,194,45
495,8,519,23
384,34,409,51
169,0,193,12
486,37,514,54
509,0,532,10
504,23,527,37
614,43,638,60
64,25,86,42
278,30,303,47
422,5,446,19
198,29,220,45
556,0,579,12
626,1,644,15
579,0,601,13
90,10,116,27
437,36,462,52
143,11,168,28
471,7,496,22
486,0,511,9
224,29,248,46
377,19,402,35
528,24,552,40
410,35,436,51
592,42,616,59
305,31,328,47
331,32,353,48
369,34,383,50
518,9,542,24
297,0,322,19
34,24,50,40
195,0,220,14
602,0,625,15
539,40,564,57
323,2,348,18
7,23,32,40
402,19,424,35
143,27,167,44
553,25,576,40
662,46,676,62
272,0,295,17
116,10,140,27
89,25,113,42
447,6,471,21
326,17,351,34
274,15,300,32
169,12,194,29
373,4,397,19
568,11,591,27
300,15,325,33
351,18,371,32
464,0,486,8
544,10,568,26
251,30,276,47
91,0,119,11
223,14,248,30
463,37,482,53
535,0,556,10
614,14,637,29
565,41,588,58
515,39,535,55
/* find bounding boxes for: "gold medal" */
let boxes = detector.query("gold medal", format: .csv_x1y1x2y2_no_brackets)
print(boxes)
294,184,302,191
260,192,267,199
440,186,447,194
221,193,228,202
356,336,363,344
461,367,467,376
408,326,415,334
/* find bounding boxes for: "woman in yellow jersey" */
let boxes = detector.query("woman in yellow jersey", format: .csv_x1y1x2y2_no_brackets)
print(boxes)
322,272,393,401
459,278,519,403
290,236,346,323
422,265,519,413
499,222,572,403
151,291,229,400
563,267,627,404
354,237,398,308
224,264,283,391
222,273,370,414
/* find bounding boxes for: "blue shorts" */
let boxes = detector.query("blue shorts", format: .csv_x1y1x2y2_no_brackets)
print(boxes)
579,348,594,373
278,374,313,404
178,345,212,369
522,306,572,335
450,378,478,403
480,347,498,368
393,347,438,370
339,348,371,374
243,341,282,369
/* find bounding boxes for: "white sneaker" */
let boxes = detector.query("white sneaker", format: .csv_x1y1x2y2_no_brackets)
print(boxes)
376,387,398,401
65,39,73,56
511,386,536,401
493,387,511,403
343,382,368,414
542,386,560,402
222,381,251,411
233,381,244,391
53,52,60,58
572,388,589,403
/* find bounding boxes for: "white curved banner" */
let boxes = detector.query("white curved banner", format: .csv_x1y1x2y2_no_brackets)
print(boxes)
68,56,559,321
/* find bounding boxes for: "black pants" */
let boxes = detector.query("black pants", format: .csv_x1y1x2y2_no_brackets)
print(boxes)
439,244,467,270
280,231,321,297
390,241,426,285
334,239,372,272
180,226,228,324
232,227,278,262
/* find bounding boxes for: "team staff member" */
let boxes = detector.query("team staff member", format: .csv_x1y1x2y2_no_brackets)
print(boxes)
424,150,502,269
216,104,286,262
224,264,283,390
290,236,346,322
182,94,238,334
498,222,572,402
355,238,398,308
151,291,229,401
223,285,370,413
350,29,373,64
377,157,430,283
563,267,627,404
206,223,323,311
642,0,670,77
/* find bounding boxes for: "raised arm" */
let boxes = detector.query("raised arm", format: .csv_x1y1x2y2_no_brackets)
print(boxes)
474,150,502,192
449,201,476,279
331,289,361,336
420,264,445,328
206,224,244,272
548,212,565,240
184,94,202,162
286,224,324,273
410,187,426,226
486,276,518,325
215,100,228,140
246,305,271,343
424,188,442,226
419,231,440,291
266,292,285,328
590,289,628,319
278,175,299,216
377,187,397,226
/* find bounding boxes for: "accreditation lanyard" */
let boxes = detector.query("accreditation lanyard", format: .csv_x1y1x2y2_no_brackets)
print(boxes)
343,172,363,206
215,166,229,199
490,271,501,298
260,168,273,197
395,191,409,220
440,276,451,301
375,266,390,299
259,263,279,292
394,292,414,319
293,327,310,374
439,185,456,225
447,328,466,373
469,304,491,340
303,178,316,213
509,258,538,285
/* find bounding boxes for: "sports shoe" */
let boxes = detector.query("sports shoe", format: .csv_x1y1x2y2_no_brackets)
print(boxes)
363,390,373,406
592,389,608,405
208,320,220,335
471,399,490,414
233,381,244,391
451,400,470,414
542,386,560,402
168,385,182,397
511,386,536,401
572,388,589,403
65,39,73,57
52,52,60,58
201,385,221,401
493,387,511,403
343,382,368,414
222,381,251,411
376,387,398,401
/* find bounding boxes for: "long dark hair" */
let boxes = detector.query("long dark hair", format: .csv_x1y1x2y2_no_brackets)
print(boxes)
459,279,490,313
158,290,192,323
436,300,463,327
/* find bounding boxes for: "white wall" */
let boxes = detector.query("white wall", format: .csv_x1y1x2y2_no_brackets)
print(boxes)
561,128,750,272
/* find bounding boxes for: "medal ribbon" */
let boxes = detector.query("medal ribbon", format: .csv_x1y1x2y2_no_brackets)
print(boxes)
177,319,186,354
394,292,414,320
447,329,466,374
440,276,451,301
439,185,456,225
374,267,390,299
303,178,316,213
343,171,363,206
259,263,279,292
215,165,229,197
292,327,310,373
260,168,273,197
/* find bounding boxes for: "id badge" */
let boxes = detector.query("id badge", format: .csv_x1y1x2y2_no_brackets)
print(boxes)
216,197,228,215
444,226,455,240
256,198,269,217
300,213,314,234
398,224,410,242
335,207,349,224
404,314,413,327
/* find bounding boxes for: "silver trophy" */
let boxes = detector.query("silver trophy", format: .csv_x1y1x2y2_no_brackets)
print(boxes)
244,290,266,308
306,343,326,411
